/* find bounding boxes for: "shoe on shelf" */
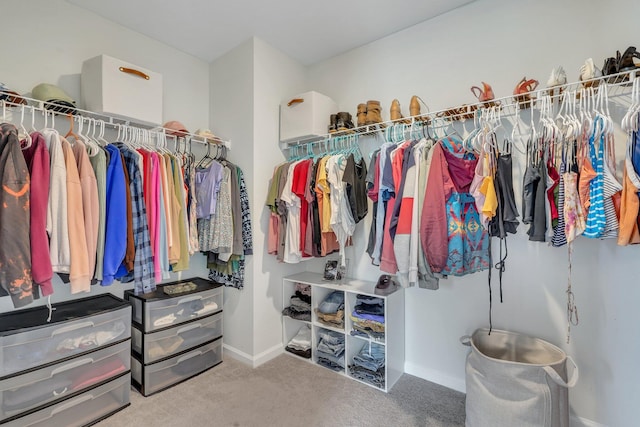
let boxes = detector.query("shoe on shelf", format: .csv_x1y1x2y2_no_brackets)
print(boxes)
357,103,367,127
618,46,640,71
513,77,539,108
336,112,354,132
328,114,337,134
390,99,409,123
409,95,421,117
579,58,602,88
470,82,495,102
365,100,382,125
602,53,622,83
547,66,567,97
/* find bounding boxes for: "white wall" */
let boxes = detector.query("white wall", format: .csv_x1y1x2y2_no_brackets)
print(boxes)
0,0,212,312
211,37,318,364
252,38,312,360
306,0,640,426
210,39,256,358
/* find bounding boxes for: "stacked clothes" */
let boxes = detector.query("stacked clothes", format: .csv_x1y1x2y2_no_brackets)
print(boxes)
285,325,312,359
349,342,385,388
316,328,345,372
315,291,345,328
350,295,385,341
282,284,311,321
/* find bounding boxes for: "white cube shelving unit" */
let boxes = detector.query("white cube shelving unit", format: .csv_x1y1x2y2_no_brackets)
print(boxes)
282,272,404,392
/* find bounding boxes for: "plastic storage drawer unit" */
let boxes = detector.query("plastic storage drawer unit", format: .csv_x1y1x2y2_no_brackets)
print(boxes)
3,373,130,427
131,338,222,396
132,311,223,364
0,295,131,378
0,340,130,421
126,278,223,333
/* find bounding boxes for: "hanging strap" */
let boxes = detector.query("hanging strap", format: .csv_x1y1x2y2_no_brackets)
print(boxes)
487,237,493,334
543,356,579,388
566,241,579,343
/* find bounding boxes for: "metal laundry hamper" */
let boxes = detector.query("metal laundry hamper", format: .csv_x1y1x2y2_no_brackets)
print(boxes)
461,328,578,427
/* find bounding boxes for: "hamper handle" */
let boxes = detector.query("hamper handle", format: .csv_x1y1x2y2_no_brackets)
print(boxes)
460,335,471,346
543,356,579,388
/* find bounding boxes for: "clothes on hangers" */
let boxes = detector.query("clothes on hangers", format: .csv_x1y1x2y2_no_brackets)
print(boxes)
197,155,253,289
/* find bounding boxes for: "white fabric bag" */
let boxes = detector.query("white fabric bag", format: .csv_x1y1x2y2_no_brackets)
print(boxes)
462,328,578,427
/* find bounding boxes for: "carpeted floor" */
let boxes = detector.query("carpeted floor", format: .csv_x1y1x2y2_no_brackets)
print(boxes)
97,354,466,427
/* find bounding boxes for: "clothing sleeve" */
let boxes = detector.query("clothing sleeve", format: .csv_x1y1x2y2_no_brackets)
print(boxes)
420,144,451,273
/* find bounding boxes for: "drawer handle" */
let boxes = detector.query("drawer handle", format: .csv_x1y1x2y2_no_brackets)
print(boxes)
119,66,150,80
51,321,95,336
51,394,94,415
177,350,202,364
177,323,202,334
51,358,94,376
177,295,203,305
287,98,304,107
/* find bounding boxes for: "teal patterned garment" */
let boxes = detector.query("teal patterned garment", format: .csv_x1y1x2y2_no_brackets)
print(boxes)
442,192,490,276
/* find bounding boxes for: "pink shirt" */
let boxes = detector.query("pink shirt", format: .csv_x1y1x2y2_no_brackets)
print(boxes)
151,152,162,282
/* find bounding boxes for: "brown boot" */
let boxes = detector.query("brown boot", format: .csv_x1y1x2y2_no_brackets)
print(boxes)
365,100,382,125
410,96,421,117
390,99,404,122
328,114,337,133
357,103,367,127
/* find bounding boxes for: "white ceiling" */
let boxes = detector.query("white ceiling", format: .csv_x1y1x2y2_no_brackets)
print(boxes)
67,0,474,65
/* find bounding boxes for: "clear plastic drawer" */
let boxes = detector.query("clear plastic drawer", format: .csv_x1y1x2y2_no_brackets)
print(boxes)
132,338,222,396
0,340,130,420
142,288,222,333
133,312,223,364
0,307,131,378
3,373,130,427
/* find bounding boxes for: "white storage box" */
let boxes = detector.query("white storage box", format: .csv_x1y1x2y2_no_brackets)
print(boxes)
81,54,163,125
280,91,337,143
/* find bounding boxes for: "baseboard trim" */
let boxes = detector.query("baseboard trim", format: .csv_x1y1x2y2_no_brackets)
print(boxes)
571,415,608,427
223,343,283,368
404,361,466,393
252,344,284,367
222,344,254,366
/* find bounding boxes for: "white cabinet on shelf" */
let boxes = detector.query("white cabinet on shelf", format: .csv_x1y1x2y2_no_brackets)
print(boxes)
282,272,404,392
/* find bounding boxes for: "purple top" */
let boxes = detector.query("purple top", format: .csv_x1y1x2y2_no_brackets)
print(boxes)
195,161,224,218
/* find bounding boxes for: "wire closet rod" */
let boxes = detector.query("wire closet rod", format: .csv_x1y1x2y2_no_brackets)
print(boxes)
0,90,231,148
283,69,639,147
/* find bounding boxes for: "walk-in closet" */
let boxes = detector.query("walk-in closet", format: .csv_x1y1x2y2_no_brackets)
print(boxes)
0,0,638,426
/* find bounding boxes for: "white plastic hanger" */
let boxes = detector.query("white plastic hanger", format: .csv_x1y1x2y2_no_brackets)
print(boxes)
18,105,32,148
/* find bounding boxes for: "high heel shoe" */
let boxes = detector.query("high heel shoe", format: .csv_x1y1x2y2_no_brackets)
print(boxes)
579,58,602,89
470,82,495,102
513,77,539,108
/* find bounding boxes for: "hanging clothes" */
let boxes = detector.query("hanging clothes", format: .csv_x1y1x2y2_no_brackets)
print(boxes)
113,143,155,295
421,137,490,276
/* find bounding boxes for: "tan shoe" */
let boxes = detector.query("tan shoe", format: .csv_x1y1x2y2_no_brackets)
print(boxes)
365,100,382,125
390,99,403,122
357,103,367,127
409,96,421,118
